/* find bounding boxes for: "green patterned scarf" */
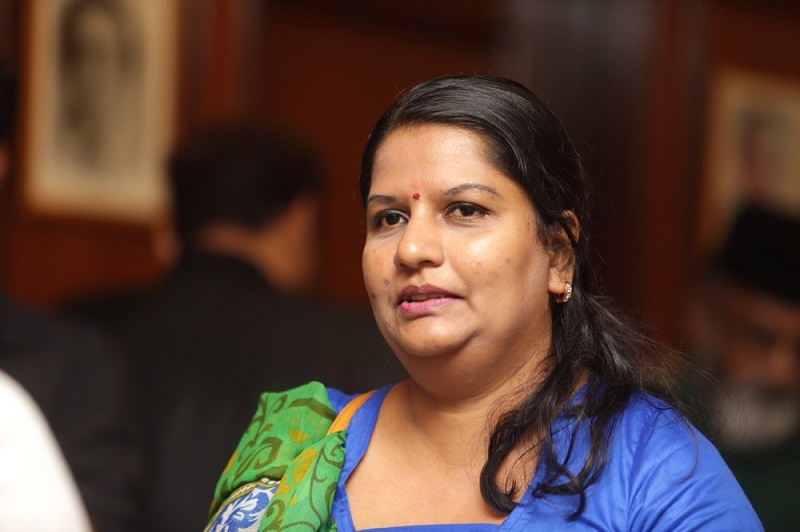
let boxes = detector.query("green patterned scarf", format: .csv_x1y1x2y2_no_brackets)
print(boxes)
207,381,358,531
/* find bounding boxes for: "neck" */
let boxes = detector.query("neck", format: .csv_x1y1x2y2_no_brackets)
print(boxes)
192,224,290,289
390,347,546,463
386,381,492,472
398,335,550,406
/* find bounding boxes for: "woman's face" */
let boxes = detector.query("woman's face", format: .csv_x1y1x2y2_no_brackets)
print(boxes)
362,124,564,371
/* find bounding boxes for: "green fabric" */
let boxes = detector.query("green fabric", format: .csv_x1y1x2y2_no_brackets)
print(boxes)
208,381,347,531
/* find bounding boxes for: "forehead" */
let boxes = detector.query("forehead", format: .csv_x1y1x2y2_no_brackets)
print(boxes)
372,124,498,184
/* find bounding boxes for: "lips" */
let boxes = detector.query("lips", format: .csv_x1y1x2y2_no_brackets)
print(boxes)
404,293,445,303
397,284,458,314
398,284,455,304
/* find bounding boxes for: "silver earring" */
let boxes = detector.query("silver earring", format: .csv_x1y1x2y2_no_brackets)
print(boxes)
556,281,572,304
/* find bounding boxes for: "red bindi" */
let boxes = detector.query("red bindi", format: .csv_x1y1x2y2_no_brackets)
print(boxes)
412,193,420,200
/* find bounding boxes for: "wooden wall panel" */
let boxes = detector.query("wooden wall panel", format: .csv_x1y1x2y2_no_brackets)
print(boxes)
2,215,162,309
2,0,494,311
710,0,800,77
634,0,711,345
5,218,162,304
495,0,710,344
0,0,21,285
256,1,494,308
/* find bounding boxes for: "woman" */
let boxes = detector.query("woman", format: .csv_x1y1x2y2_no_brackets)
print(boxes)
207,75,760,530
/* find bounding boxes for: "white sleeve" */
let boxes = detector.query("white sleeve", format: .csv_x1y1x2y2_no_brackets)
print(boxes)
0,370,92,532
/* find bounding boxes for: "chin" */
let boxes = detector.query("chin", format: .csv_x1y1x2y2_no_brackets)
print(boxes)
395,342,461,360
389,333,469,363
388,321,465,353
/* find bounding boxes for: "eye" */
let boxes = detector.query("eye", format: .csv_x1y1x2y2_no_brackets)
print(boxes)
372,210,408,228
447,202,488,219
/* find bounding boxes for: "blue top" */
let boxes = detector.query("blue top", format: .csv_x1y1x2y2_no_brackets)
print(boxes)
328,385,762,531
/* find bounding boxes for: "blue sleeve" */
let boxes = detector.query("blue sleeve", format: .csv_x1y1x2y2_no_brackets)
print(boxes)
627,412,763,531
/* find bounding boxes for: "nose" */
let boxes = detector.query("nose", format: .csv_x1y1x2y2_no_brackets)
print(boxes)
394,215,444,269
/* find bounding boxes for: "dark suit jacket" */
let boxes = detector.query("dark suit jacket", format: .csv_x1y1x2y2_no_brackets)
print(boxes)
112,253,404,531
0,293,139,532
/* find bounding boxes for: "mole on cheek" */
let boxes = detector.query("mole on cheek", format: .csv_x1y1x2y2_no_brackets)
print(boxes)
505,257,512,265
383,279,390,286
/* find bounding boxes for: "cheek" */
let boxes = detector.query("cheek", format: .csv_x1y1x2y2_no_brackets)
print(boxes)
456,234,494,268
470,235,545,291
362,244,389,295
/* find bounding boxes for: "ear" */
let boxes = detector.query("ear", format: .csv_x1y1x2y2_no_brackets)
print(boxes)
547,210,579,296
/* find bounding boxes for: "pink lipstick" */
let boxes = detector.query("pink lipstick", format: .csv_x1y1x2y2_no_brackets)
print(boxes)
397,284,458,315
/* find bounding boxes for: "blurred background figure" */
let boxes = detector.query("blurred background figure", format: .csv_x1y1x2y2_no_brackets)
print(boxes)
0,63,139,531
0,369,92,531
83,122,404,531
1,62,90,532
688,204,800,530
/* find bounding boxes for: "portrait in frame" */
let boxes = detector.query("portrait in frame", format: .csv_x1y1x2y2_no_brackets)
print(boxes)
701,68,800,254
23,0,177,223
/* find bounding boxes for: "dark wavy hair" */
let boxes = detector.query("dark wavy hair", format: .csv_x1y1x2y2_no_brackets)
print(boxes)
358,75,683,518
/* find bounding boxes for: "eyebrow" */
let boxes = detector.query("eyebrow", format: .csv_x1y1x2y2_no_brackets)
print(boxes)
365,194,396,207
445,183,500,197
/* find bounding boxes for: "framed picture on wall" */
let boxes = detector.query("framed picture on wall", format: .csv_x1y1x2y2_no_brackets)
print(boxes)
701,68,800,254
23,0,177,223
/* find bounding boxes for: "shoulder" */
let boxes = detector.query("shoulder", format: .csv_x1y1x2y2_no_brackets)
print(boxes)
0,371,93,531
1,294,121,361
609,390,730,487
0,371,64,459
0,295,126,410
616,391,695,455
537,389,761,529
327,386,360,413
210,382,367,521
253,381,353,412
605,390,762,530
0,370,40,418
247,382,366,431
252,382,379,417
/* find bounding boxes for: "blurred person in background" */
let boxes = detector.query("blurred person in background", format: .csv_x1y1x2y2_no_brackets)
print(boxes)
0,63,139,531
0,369,92,531
689,205,800,530
106,122,403,531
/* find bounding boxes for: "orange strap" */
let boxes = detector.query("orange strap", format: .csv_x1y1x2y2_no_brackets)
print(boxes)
327,390,376,435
